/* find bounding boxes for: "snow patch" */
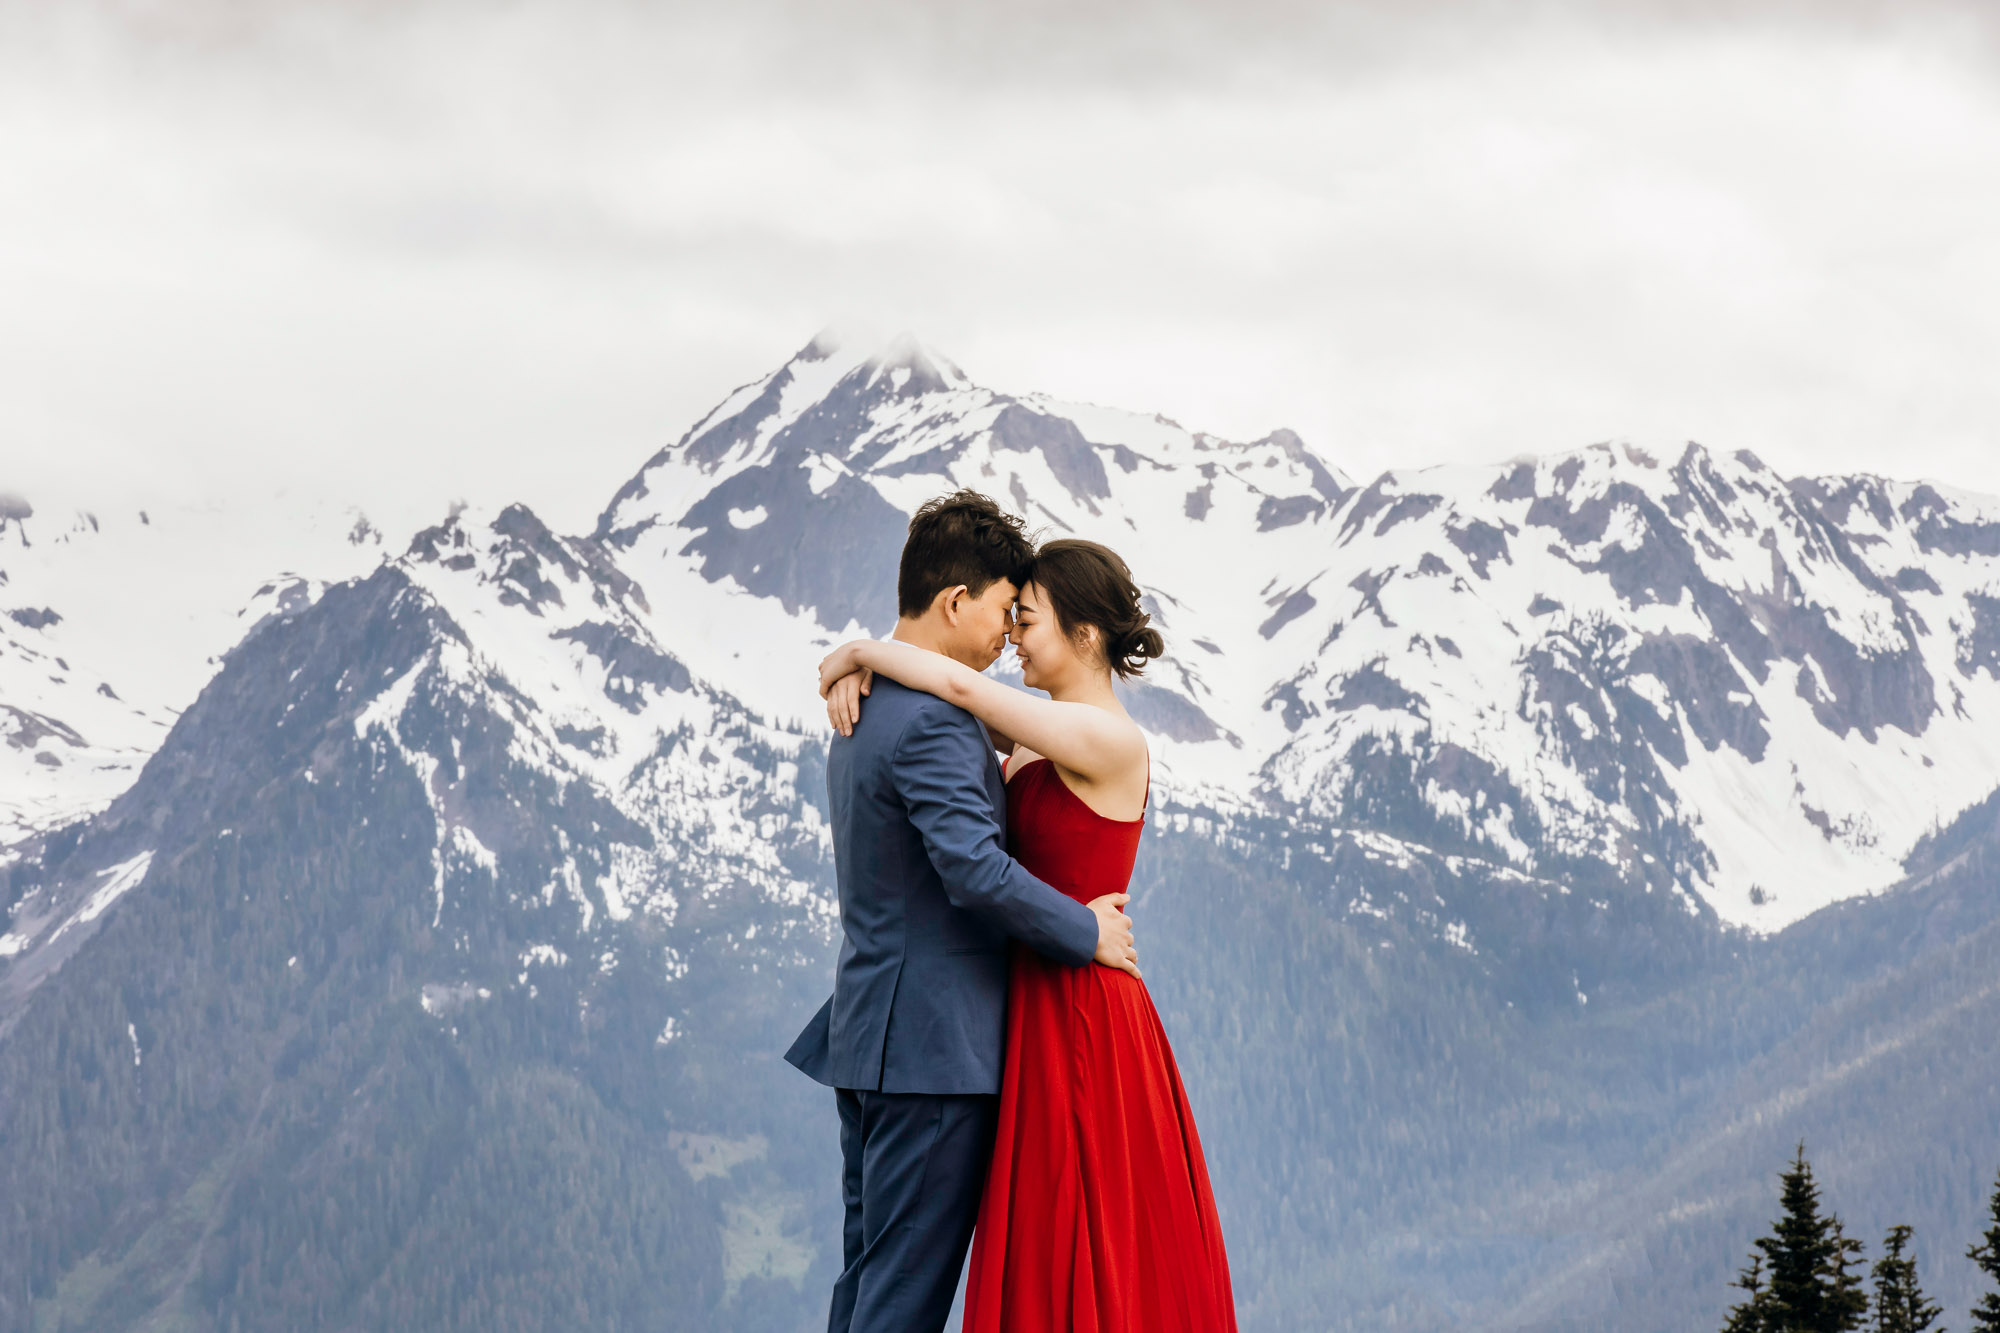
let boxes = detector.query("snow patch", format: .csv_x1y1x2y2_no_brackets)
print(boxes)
49,850,154,941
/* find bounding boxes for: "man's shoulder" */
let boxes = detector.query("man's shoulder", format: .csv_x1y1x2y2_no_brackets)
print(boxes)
867,682,983,766
873,678,976,727
836,680,973,768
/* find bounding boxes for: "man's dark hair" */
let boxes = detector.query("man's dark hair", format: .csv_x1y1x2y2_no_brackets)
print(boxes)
898,490,1035,618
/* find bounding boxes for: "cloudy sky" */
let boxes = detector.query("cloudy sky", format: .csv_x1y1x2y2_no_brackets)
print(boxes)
5,0,2000,537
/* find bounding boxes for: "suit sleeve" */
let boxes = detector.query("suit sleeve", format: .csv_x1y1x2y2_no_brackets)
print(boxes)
891,705,1099,967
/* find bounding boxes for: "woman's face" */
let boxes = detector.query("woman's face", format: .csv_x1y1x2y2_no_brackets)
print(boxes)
1010,582,1092,692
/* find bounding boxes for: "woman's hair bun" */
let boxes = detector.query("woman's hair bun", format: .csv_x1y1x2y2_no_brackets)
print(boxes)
1025,538,1165,679
1110,620,1166,676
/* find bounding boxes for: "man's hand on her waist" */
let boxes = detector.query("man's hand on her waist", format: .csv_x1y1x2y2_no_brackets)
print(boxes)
1087,893,1139,979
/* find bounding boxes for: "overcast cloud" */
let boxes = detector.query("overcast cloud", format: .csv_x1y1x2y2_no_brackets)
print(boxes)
5,0,2000,536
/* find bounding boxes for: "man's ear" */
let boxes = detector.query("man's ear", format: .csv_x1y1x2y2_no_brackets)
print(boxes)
935,584,970,626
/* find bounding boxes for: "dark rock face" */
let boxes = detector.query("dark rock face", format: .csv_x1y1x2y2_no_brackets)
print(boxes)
685,375,796,471
677,465,908,634
1260,427,1352,506
1256,494,1324,530
486,503,649,615
1116,680,1228,743
1339,479,1441,541
1446,517,1513,579
1626,633,1770,760
1259,585,1319,639
1902,484,2000,558
2,705,86,752
551,622,695,710
1374,493,1442,535
1263,676,1316,732
989,405,1111,509
1516,449,1942,743
1348,568,1397,628
1330,659,1424,715
1961,593,2000,680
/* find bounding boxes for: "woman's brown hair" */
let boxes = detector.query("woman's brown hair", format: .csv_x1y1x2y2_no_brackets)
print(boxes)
1025,539,1164,678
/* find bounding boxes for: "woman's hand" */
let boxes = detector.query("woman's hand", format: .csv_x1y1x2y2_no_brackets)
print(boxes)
817,641,870,698
825,667,873,736
819,641,875,736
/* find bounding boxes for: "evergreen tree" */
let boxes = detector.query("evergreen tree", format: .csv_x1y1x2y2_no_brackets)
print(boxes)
1831,1218,1870,1332
1723,1145,1869,1333
1871,1224,1943,1333
1724,1251,1773,1333
1970,1169,2000,1333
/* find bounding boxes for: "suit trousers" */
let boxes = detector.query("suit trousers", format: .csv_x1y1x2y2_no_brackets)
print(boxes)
828,1087,1000,1333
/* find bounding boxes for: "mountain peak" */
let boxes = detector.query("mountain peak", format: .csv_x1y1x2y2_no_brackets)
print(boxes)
797,326,846,363
791,325,963,378
860,332,967,392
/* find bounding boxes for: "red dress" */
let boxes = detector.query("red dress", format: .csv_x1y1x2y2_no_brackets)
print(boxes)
963,757,1238,1332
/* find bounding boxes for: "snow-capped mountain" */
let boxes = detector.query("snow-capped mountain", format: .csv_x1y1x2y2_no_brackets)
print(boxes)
0,489,390,845
589,332,2000,929
594,331,1355,790
0,501,832,1007
1257,449,2000,929
11,332,2000,1333
0,467,858,1329
393,500,832,943
12,331,2000,935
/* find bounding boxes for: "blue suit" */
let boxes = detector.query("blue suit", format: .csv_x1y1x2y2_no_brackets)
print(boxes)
786,677,1098,1333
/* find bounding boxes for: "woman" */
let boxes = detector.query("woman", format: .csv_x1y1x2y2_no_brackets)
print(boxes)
817,538,1237,1333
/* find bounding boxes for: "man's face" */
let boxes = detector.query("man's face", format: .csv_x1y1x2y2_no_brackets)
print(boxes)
944,578,1018,671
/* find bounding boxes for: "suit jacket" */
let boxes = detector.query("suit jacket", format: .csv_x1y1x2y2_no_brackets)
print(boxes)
785,677,1099,1095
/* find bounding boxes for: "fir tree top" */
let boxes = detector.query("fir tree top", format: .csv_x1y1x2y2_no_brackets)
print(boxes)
1970,1169,2000,1333
1871,1223,1943,1333
1721,1144,1868,1333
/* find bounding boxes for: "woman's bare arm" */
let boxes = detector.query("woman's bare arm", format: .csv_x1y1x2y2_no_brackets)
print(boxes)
823,664,1014,758
819,640,1143,782
984,721,1021,757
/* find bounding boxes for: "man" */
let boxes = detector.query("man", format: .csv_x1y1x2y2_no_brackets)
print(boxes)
786,490,1140,1333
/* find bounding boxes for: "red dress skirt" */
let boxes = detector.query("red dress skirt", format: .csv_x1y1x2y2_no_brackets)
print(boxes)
963,757,1237,1333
